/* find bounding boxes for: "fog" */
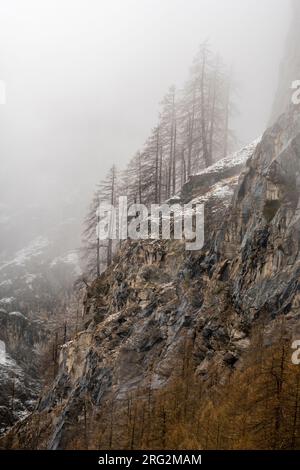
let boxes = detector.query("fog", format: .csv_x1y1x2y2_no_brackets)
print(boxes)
0,0,291,222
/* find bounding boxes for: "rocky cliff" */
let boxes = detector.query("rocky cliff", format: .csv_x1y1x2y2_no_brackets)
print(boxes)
2,101,300,449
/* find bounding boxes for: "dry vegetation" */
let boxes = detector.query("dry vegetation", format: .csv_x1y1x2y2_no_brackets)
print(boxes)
67,318,300,450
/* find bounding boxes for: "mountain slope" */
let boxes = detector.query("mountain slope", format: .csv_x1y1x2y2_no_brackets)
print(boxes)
2,104,300,449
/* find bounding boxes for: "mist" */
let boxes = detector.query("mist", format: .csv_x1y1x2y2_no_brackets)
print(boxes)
0,0,291,223
2,2,300,449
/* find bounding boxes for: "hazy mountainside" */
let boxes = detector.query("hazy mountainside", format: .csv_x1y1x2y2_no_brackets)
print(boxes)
0,233,80,316
1,0,300,450
0,197,84,320
0,311,45,434
0,139,255,442
0,139,254,448
270,0,300,124
3,101,300,449
0,199,85,434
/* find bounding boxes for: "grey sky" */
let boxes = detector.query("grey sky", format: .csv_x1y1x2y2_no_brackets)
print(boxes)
0,0,291,211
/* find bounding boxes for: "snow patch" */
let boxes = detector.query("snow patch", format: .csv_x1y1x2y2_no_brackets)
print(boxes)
0,297,15,306
9,311,26,320
193,138,261,177
0,340,6,365
0,279,12,288
190,175,240,206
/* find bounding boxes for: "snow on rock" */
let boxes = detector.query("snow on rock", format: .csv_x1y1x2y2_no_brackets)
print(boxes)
176,139,262,239
181,139,261,205
0,280,12,288
190,175,240,207
193,138,261,177
0,297,16,306
8,312,26,320
0,340,6,365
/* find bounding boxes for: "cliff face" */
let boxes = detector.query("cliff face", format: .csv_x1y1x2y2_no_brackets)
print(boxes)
2,103,300,449
219,110,300,317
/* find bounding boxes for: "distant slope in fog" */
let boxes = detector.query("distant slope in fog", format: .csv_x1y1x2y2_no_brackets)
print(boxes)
270,0,300,123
